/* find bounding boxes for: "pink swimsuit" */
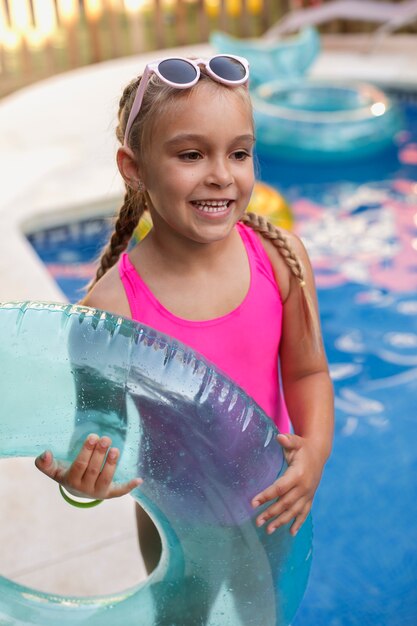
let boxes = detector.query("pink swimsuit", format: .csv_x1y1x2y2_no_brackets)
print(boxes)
119,222,290,433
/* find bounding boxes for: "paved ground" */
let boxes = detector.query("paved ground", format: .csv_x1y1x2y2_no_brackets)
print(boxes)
0,35,416,598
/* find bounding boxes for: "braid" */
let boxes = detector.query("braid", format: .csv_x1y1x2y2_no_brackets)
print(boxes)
241,212,306,284
87,189,146,292
241,212,321,350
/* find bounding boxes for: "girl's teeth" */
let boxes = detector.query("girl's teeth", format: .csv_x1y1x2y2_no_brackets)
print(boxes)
193,200,230,213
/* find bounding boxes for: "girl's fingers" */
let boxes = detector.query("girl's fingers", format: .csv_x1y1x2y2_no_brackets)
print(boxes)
261,499,310,535
251,472,296,508
255,487,299,528
265,499,308,535
34,451,67,483
290,506,310,536
83,436,112,487
66,434,100,483
34,450,53,474
107,477,143,499
266,508,297,534
276,433,302,451
94,447,120,494
95,448,143,498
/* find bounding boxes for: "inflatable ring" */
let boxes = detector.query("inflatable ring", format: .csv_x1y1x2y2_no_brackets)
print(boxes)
0,302,312,626
209,27,320,87
133,182,293,242
252,79,403,161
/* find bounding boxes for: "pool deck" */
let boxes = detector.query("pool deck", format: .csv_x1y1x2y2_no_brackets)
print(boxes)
0,35,416,597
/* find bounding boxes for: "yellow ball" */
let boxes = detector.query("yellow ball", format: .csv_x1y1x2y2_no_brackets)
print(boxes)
133,213,153,243
247,182,293,231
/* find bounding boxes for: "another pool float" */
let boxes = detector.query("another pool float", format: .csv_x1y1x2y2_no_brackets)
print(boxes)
248,182,294,230
209,27,320,87
252,79,403,161
0,301,312,625
134,182,293,242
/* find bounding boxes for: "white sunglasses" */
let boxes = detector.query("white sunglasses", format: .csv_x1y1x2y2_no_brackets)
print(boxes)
123,54,250,147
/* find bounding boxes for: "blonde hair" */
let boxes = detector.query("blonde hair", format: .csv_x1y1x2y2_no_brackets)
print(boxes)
88,68,321,348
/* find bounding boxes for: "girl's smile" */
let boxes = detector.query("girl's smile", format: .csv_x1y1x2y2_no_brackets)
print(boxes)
190,198,235,219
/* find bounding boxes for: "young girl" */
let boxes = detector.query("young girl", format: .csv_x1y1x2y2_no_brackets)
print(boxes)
36,55,333,579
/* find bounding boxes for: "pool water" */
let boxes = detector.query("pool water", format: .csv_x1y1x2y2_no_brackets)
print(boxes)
27,98,417,625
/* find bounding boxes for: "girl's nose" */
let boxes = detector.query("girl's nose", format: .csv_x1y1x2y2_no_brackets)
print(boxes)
205,159,233,188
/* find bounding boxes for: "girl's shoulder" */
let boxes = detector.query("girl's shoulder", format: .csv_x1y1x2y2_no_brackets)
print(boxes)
79,263,131,319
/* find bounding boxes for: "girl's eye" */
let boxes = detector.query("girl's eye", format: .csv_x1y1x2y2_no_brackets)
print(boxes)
179,151,202,161
233,150,251,161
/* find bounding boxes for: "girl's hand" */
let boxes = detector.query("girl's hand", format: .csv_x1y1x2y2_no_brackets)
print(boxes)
251,433,325,537
35,434,142,500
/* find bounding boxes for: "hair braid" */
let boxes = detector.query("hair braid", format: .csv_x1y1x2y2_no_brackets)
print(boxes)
241,212,305,284
87,189,146,292
241,211,321,350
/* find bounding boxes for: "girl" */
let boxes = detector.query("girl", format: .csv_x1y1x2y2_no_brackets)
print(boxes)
36,55,333,578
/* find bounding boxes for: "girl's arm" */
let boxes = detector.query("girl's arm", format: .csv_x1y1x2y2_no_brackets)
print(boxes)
252,232,334,535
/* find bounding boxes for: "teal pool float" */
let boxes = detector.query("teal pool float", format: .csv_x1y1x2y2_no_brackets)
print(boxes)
210,27,320,86
0,301,312,625
252,79,403,161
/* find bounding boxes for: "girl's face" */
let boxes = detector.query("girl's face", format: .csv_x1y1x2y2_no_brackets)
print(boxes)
140,82,255,246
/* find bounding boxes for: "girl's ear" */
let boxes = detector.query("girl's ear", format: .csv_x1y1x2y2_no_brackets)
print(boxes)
116,147,142,190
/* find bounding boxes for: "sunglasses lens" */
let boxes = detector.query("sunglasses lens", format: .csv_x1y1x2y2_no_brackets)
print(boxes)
209,56,247,82
158,59,198,85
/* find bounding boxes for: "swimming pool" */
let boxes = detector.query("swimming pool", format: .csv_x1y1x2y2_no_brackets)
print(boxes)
27,94,417,626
